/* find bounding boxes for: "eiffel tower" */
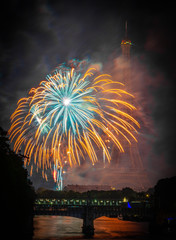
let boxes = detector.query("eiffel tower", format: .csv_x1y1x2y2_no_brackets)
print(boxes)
110,22,151,191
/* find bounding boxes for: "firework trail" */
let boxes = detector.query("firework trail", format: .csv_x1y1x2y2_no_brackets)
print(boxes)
8,60,139,179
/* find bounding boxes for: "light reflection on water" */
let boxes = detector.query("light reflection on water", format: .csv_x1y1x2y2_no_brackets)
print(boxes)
33,216,150,240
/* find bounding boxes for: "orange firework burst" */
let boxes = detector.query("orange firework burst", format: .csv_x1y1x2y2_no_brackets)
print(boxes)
8,60,140,177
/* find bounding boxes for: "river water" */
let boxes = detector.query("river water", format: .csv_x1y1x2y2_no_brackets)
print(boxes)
33,216,151,240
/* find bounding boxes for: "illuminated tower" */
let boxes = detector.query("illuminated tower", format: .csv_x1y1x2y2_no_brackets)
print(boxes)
121,21,132,59
121,21,132,89
110,22,150,190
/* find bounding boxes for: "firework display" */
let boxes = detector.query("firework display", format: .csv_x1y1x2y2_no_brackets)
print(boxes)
8,60,139,180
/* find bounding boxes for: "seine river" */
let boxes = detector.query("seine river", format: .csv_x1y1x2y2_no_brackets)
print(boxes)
33,216,151,240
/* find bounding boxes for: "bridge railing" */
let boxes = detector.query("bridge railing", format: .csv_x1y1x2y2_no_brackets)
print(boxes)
35,198,151,208
35,198,121,206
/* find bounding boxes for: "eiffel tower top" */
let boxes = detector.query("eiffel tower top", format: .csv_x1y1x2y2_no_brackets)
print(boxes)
121,21,132,46
121,21,132,59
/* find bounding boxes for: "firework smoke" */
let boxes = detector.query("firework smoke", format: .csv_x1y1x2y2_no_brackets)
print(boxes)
8,59,139,181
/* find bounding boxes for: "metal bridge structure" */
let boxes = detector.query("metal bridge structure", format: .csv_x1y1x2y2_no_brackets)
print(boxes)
34,198,152,236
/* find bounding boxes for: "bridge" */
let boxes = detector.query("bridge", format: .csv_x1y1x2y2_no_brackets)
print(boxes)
34,198,152,236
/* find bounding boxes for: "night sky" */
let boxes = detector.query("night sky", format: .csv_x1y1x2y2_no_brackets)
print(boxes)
1,0,176,189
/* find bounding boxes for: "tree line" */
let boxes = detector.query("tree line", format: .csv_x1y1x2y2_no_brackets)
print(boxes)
36,186,153,201
1,127,36,239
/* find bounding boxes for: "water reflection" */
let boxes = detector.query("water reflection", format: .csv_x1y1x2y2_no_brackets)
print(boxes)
33,216,149,240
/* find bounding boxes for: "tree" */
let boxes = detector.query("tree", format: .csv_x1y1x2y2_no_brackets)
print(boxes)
121,187,137,201
0,127,36,239
154,176,176,215
149,176,176,235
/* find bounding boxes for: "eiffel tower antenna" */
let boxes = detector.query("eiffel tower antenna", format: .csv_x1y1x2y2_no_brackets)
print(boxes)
125,20,128,39
121,21,132,60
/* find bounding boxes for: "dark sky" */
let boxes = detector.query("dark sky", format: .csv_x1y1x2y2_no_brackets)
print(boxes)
0,0,176,188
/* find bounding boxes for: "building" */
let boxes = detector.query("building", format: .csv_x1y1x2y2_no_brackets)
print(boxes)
63,184,112,193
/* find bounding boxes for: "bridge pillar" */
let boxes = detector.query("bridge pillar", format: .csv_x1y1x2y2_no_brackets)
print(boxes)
82,207,94,236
